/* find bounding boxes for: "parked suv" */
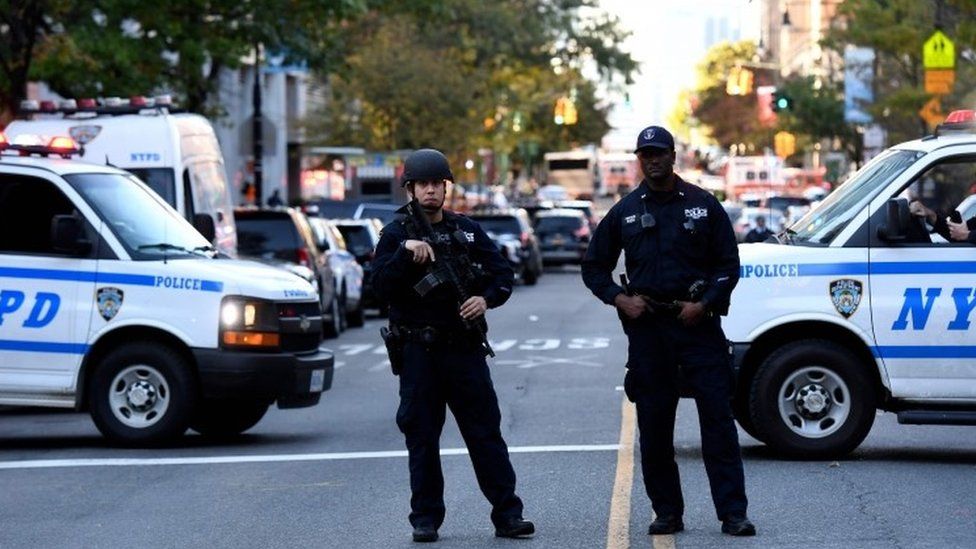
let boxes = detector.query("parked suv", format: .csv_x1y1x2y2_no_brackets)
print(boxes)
534,208,590,265
308,217,365,328
234,208,343,337
333,219,385,315
468,209,542,285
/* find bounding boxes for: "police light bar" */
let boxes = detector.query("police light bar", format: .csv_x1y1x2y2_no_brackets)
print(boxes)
17,95,182,117
2,134,82,159
934,109,976,137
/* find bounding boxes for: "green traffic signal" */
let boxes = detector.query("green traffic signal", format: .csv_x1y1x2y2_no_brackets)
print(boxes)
771,91,792,112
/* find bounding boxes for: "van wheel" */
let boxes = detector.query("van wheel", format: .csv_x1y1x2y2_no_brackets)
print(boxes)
323,294,342,339
88,343,197,446
749,339,876,459
191,399,270,438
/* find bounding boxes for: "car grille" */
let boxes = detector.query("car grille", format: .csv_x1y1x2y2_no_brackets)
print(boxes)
276,302,323,353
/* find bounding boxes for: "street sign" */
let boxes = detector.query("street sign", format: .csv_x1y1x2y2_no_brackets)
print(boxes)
918,96,943,129
923,30,955,69
924,69,955,95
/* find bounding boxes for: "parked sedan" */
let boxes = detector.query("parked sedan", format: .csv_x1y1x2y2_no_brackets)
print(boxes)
234,208,343,338
308,217,365,328
534,208,590,265
333,219,386,315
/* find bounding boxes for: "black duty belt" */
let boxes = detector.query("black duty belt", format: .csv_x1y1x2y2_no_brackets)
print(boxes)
393,324,477,346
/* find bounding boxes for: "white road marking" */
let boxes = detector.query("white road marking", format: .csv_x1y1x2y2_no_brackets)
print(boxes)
368,360,391,372
0,444,620,471
528,315,539,321
568,337,610,350
337,344,374,356
518,339,560,351
494,354,604,370
614,386,624,392
489,339,518,352
334,361,347,369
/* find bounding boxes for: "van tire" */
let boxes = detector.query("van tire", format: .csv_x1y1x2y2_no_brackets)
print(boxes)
190,399,270,438
749,339,876,459
88,343,197,446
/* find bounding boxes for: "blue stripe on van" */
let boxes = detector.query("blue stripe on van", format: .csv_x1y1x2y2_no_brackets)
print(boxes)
0,267,222,292
0,339,89,355
872,346,976,359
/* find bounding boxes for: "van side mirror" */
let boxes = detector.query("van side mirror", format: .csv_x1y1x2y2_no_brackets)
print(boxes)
51,215,92,256
193,213,216,243
877,197,910,242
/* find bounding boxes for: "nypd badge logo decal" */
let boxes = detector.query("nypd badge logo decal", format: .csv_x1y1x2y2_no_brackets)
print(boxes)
96,287,124,321
829,279,862,318
69,125,102,145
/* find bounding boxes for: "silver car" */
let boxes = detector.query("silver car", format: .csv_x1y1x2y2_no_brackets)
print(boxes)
309,217,366,328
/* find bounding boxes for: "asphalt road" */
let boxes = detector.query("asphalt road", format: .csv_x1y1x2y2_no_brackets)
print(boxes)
2,266,975,549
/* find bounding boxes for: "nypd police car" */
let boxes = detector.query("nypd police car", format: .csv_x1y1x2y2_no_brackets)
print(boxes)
0,133,333,445
728,111,976,458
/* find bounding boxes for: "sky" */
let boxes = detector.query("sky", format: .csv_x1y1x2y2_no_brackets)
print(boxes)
598,0,761,151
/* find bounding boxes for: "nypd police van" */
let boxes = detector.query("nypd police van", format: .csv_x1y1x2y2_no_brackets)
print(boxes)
6,97,238,256
0,133,333,445
728,111,976,458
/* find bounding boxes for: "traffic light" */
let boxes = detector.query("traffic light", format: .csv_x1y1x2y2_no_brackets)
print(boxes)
771,90,793,112
554,96,578,125
774,131,796,158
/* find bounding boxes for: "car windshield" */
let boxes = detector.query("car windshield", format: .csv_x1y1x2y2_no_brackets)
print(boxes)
475,216,522,235
64,173,213,260
358,205,400,224
336,225,374,255
790,149,925,245
235,217,301,260
536,216,583,233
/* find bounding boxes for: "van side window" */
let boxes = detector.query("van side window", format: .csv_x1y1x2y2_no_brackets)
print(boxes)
182,169,195,218
896,157,976,245
0,175,78,255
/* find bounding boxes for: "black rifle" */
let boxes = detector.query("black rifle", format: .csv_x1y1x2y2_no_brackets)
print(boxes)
402,198,495,357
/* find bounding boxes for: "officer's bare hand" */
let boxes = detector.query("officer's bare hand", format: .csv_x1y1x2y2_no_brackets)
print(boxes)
908,200,936,225
677,301,706,326
404,239,436,263
614,293,648,320
948,219,971,241
459,296,487,320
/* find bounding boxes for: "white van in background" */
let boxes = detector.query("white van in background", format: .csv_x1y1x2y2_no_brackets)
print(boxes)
6,97,237,255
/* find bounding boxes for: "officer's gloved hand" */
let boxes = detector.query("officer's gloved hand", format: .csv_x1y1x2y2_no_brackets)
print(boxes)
405,239,436,263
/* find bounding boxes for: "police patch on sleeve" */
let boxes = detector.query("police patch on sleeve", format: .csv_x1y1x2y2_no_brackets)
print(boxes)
96,287,124,321
829,279,862,318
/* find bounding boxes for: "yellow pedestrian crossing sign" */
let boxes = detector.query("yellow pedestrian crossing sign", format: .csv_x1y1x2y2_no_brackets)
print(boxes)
923,30,955,69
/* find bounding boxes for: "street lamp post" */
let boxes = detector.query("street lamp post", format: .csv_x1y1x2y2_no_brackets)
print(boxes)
252,42,264,206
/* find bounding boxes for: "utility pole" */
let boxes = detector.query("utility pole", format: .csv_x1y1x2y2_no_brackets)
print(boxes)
252,42,264,206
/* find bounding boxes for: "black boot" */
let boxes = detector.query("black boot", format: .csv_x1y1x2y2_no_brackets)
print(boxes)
494,517,535,538
647,515,684,535
412,526,439,542
721,514,756,536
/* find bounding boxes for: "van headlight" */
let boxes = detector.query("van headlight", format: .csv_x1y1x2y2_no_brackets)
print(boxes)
219,296,280,350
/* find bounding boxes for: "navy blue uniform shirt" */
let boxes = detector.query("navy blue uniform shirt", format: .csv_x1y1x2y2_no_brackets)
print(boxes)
371,210,515,330
581,177,740,315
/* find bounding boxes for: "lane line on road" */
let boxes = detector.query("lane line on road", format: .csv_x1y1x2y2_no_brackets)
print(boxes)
0,444,619,471
606,397,636,549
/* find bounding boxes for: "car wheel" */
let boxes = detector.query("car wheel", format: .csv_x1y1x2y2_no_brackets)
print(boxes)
523,265,538,285
190,399,270,438
749,339,876,459
323,293,342,338
338,287,349,332
88,342,197,446
348,294,366,328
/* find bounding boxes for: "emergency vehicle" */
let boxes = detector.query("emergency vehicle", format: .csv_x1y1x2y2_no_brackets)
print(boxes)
728,111,976,458
6,97,238,256
0,133,334,445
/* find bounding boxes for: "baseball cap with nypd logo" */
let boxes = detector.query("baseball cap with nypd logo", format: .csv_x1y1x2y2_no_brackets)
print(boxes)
634,125,675,153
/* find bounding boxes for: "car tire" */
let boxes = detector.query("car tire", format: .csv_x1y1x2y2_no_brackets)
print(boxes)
523,266,539,286
338,287,349,332
748,339,876,459
348,295,366,328
88,342,197,446
323,293,342,339
190,399,270,438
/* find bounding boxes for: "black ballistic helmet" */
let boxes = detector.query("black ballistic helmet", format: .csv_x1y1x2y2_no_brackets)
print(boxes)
401,148,454,187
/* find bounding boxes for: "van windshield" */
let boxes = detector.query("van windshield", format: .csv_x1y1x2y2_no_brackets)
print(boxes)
65,173,214,260
126,168,176,208
790,149,924,245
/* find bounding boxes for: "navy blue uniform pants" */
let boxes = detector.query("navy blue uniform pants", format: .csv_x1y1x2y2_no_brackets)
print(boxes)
622,313,748,521
396,340,524,529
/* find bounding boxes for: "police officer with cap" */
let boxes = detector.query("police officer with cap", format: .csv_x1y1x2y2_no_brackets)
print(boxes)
371,148,534,543
582,126,755,537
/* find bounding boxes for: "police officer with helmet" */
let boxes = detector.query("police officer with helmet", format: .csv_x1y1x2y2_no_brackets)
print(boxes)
371,148,534,543
582,126,756,537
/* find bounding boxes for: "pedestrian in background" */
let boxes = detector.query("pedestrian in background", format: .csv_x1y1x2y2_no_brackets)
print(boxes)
581,125,756,537
371,149,534,543
267,188,283,207
744,215,773,243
